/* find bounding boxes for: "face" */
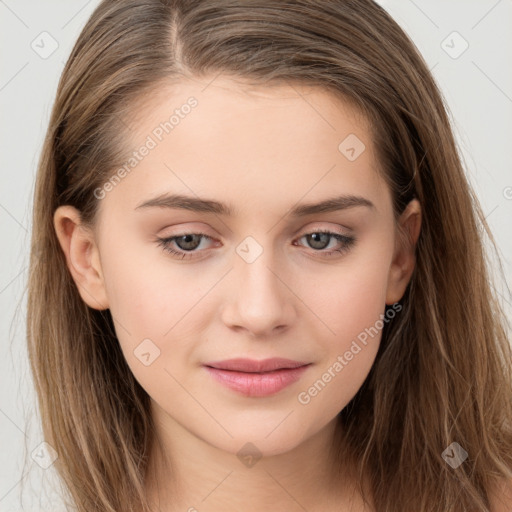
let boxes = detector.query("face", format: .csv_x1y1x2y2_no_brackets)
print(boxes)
56,75,420,459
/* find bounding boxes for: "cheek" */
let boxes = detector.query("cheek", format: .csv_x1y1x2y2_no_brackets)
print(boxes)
309,247,392,347
100,246,216,382
295,249,392,413
100,261,198,399
100,235,206,334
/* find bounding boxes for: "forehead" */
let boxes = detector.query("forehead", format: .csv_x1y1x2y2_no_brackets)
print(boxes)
99,75,389,220
130,75,372,145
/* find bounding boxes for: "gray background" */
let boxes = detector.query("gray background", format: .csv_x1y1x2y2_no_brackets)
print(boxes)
1,0,511,510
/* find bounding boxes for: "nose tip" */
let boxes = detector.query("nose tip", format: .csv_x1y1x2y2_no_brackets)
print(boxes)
220,249,296,337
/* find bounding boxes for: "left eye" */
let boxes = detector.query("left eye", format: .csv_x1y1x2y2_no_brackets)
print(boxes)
156,230,356,260
297,231,350,251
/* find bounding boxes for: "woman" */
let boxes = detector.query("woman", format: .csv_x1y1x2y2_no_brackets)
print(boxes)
27,1,512,510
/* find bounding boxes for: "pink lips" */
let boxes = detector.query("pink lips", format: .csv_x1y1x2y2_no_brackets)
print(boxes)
203,358,311,397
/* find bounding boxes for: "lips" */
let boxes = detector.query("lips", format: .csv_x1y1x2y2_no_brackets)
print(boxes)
205,357,309,373
203,358,311,397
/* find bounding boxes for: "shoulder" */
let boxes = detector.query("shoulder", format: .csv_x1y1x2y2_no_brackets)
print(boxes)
489,477,512,512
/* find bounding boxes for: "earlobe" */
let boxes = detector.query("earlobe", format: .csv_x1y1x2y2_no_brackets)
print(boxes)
385,199,422,305
53,205,109,310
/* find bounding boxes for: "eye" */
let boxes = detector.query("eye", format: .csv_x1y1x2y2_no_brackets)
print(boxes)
294,229,356,257
156,232,215,260
156,229,356,260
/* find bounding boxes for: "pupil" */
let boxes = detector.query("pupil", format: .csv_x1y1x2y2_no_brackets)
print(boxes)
178,234,200,250
309,233,329,249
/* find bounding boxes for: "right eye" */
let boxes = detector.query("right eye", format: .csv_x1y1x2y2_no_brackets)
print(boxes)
156,232,216,259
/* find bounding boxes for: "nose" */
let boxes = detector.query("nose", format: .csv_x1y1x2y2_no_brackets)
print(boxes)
220,247,297,337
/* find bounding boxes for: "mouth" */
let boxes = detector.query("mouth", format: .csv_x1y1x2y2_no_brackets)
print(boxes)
203,358,312,397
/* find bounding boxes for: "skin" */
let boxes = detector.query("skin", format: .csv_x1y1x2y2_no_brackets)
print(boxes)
54,75,422,512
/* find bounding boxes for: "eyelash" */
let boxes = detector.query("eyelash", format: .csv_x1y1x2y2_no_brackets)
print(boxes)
156,229,356,260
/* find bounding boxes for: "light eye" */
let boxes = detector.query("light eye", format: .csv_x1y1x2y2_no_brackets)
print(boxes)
156,229,356,260
156,232,214,259
294,230,356,257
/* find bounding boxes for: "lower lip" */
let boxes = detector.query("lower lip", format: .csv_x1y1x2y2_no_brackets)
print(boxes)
204,365,310,397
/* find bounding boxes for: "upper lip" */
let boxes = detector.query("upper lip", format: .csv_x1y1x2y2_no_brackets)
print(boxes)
204,358,310,373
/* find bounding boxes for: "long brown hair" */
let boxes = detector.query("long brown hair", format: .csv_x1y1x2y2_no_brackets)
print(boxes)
26,1,512,510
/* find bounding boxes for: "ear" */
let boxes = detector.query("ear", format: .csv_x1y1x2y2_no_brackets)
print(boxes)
53,205,109,310
385,198,422,305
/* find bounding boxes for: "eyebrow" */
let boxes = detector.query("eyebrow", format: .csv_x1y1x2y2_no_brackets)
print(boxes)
135,193,375,216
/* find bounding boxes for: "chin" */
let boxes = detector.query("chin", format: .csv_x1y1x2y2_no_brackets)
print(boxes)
199,420,312,460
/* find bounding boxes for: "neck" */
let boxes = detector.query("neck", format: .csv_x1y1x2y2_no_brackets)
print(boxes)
144,404,368,512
